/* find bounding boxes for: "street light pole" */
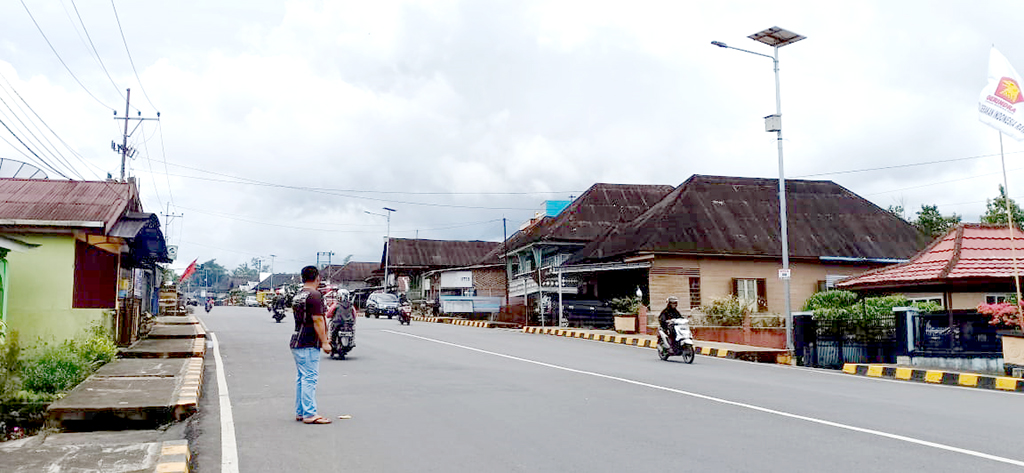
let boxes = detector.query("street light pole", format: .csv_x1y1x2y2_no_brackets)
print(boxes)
270,254,275,292
366,207,397,292
712,26,805,352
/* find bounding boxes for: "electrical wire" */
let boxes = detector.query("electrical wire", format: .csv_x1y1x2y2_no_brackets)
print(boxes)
110,0,158,112
793,151,1023,179
68,0,136,111
0,116,70,179
157,122,175,208
20,0,115,111
0,94,84,179
140,122,163,210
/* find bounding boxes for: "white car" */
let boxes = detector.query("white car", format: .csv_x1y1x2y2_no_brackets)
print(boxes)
245,296,259,307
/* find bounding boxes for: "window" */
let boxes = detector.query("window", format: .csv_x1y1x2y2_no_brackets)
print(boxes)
732,278,767,312
986,294,1010,304
688,277,701,309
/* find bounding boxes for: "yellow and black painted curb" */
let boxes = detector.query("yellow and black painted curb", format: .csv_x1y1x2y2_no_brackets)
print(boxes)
522,326,741,359
154,439,190,473
410,316,523,329
842,363,1024,392
189,338,206,358
412,316,445,323
173,357,204,421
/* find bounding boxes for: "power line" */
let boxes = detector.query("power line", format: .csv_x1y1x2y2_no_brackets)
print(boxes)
0,116,70,179
110,0,158,112
157,122,174,208
68,0,136,111
0,94,84,179
20,0,115,111
793,151,1022,179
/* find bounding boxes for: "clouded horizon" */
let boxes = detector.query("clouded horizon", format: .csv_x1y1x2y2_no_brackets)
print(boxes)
2,0,1022,274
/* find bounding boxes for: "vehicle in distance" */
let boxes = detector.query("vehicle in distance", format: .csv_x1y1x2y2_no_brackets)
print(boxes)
366,292,400,318
245,296,259,307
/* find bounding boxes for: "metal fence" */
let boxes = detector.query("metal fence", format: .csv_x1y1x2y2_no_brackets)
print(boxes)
795,314,898,369
912,312,1002,354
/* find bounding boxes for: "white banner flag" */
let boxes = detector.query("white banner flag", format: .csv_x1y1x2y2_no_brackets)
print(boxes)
979,48,1024,140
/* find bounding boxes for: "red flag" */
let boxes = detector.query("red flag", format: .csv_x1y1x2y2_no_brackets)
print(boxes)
180,259,198,282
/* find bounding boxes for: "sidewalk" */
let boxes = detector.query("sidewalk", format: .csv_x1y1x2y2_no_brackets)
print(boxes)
1,314,204,472
842,363,1024,393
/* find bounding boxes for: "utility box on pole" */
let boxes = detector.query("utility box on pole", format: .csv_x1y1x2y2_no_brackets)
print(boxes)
764,114,782,132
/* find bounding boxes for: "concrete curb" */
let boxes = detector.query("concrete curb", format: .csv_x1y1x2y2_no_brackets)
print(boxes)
173,357,205,420
522,326,746,359
411,316,522,329
842,363,1024,392
154,439,191,473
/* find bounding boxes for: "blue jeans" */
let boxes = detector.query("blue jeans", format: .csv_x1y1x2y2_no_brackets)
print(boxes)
291,347,320,418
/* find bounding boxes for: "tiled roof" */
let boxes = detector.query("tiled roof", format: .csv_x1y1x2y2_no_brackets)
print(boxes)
837,224,1024,289
0,178,138,232
385,238,501,269
573,175,927,262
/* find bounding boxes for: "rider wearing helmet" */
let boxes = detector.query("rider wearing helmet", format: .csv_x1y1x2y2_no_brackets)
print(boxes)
659,296,683,341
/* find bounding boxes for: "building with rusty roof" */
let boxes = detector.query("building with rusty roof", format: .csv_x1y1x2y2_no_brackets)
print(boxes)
322,261,379,290
376,238,501,298
0,178,168,345
565,175,927,326
503,183,675,325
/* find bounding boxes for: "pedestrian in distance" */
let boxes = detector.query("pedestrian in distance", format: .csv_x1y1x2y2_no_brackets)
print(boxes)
290,265,332,424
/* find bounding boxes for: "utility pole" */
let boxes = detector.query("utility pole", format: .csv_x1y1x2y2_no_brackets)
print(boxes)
162,203,183,243
113,88,159,181
502,217,508,319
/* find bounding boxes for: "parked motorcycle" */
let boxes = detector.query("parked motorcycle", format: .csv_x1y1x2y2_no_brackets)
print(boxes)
657,317,695,363
398,303,412,325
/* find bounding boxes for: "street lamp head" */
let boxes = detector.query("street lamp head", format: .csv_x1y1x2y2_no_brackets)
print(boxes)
711,41,728,48
748,26,806,48
383,207,396,213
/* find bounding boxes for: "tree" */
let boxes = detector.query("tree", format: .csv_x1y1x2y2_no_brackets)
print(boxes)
232,262,258,280
197,259,229,287
913,204,961,238
886,205,906,221
981,185,1024,226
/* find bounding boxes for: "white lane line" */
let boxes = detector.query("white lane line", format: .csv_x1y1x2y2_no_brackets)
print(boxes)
209,332,239,473
384,330,1024,468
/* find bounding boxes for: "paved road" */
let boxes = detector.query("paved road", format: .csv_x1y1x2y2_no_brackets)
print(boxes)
194,306,1024,472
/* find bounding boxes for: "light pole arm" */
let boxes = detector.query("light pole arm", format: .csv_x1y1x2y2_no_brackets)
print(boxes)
711,42,777,67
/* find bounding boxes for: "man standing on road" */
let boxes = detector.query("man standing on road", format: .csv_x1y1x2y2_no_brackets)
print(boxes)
290,265,332,425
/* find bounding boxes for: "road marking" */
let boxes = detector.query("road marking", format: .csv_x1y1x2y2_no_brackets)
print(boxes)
385,330,1024,468
209,333,239,473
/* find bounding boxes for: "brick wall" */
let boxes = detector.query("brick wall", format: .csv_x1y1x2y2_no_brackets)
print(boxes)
473,267,507,297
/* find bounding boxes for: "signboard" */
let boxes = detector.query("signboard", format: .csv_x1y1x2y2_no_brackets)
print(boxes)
167,245,178,261
778,268,792,280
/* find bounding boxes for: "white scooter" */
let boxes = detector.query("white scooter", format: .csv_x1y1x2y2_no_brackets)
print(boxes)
657,317,695,363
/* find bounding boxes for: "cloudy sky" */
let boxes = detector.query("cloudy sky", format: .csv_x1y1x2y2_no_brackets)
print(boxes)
1,0,1022,274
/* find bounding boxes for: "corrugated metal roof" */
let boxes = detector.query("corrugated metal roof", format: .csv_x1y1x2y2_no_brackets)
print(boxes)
322,262,380,282
837,224,1024,289
385,238,501,269
0,178,137,231
573,175,927,262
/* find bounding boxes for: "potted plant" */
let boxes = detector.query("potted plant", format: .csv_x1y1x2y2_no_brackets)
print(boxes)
609,296,643,334
977,301,1024,377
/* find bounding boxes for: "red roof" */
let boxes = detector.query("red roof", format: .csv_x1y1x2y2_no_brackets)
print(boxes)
837,224,1024,289
0,178,138,232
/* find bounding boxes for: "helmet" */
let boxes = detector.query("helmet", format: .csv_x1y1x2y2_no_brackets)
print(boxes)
666,296,679,303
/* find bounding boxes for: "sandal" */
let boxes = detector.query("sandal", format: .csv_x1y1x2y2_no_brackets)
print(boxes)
302,415,332,424
295,416,303,421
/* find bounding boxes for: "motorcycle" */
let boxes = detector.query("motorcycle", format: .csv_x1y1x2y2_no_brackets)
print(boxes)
271,298,286,323
657,317,695,363
398,303,412,325
204,300,213,313
329,318,356,359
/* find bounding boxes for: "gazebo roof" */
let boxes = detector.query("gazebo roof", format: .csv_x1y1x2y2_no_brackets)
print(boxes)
837,224,1024,290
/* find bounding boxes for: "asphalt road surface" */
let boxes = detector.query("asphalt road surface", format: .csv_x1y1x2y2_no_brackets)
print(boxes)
193,306,1024,472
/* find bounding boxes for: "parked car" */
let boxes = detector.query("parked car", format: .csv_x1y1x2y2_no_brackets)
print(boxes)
544,295,614,328
366,292,400,318
245,296,259,307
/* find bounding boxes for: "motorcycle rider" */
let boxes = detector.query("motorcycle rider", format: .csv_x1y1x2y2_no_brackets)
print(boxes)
659,296,683,345
328,290,356,341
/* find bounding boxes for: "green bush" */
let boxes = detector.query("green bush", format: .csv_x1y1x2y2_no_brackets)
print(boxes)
17,322,118,396
1,331,21,397
700,296,748,326
21,347,90,394
608,296,643,314
803,290,943,321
